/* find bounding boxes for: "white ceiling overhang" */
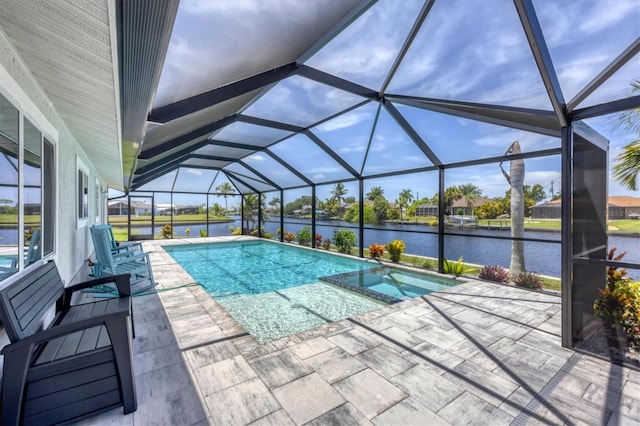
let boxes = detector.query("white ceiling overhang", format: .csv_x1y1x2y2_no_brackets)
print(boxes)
0,0,123,188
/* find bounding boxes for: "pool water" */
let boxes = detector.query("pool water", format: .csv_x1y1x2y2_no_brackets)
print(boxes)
163,240,384,343
320,267,461,303
163,240,378,297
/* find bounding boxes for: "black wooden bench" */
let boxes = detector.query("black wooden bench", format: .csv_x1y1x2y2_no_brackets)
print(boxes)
0,261,137,425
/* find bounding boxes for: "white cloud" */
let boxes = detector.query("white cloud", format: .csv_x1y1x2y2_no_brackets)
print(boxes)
185,168,203,176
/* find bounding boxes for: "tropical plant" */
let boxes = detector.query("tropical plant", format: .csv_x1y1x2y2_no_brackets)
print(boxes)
297,226,312,246
215,182,236,213
230,226,242,235
594,280,640,350
478,265,509,283
199,229,207,237
330,182,348,205
458,183,482,216
422,258,438,270
315,233,323,246
333,228,356,254
366,186,384,201
500,141,526,274
397,189,413,221
368,243,385,259
613,141,640,191
612,79,640,191
269,197,281,213
322,238,331,250
606,248,631,290
159,224,173,239
343,203,378,224
442,257,471,276
512,272,544,290
284,231,295,242
386,240,405,263
242,193,268,233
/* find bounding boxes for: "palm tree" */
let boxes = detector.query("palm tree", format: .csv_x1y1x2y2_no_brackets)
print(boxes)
612,79,639,190
500,141,525,274
366,186,384,201
458,183,482,216
215,182,235,214
243,193,268,233
269,197,280,214
613,141,640,190
443,186,462,215
330,182,348,204
397,189,413,221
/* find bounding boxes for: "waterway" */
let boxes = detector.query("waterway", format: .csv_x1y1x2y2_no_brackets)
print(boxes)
1,218,637,278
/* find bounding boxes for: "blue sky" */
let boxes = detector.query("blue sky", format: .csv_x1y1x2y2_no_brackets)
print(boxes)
131,0,639,207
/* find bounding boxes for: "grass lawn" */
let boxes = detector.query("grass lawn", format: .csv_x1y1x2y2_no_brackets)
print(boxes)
109,214,230,225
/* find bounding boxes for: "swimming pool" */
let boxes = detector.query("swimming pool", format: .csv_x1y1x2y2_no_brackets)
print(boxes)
320,267,461,303
163,240,385,343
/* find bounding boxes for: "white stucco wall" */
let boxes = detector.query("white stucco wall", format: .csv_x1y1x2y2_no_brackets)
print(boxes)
0,27,104,285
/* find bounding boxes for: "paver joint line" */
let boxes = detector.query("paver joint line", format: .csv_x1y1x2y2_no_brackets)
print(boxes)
509,352,582,426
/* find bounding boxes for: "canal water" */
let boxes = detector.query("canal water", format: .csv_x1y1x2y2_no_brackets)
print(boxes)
2,218,637,278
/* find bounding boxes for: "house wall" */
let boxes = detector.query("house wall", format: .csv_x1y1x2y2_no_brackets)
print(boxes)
0,27,104,285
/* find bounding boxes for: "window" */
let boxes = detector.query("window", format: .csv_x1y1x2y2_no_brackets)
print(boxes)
0,90,56,281
77,158,89,225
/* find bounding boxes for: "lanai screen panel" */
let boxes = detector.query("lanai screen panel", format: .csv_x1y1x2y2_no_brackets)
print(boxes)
396,104,561,164
223,162,277,193
304,0,425,91
533,0,639,106
153,0,362,108
361,107,434,176
212,121,292,147
193,144,254,160
242,152,307,188
311,102,379,172
182,159,231,170
387,0,552,110
136,170,178,192
242,76,366,127
269,134,355,183
173,168,217,193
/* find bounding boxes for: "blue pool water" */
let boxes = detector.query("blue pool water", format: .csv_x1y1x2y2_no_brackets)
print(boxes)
321,267,461,303
163,240,378,297
163,240,386,343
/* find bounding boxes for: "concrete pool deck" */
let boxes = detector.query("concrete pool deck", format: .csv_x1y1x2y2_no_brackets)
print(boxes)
81,236,640,425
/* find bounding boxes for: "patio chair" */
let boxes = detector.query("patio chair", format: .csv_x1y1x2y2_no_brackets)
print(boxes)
24,228,41,265
93,224,144,255
90,225,156,296
2,229,41,270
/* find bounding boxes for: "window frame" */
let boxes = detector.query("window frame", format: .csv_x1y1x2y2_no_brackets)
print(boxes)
77,157,89,228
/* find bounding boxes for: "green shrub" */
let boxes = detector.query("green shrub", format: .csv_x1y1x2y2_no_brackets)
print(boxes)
199,229,207,237
594,280,640,350
512,272,544,290
333,228,356,254
229,226,242,235
442,257,471,276
422,258,438,270
386,240,405,262
297,226,312,246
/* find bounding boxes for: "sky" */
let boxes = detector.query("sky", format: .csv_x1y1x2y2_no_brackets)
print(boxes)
125,0,639,208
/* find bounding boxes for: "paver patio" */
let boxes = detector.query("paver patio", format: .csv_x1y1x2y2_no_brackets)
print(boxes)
79,237,640,426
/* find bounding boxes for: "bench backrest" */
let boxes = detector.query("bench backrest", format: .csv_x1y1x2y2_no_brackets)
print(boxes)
0,261,64,342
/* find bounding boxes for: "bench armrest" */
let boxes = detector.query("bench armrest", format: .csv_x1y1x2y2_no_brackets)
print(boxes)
64,274,132,304
1,307,131,355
